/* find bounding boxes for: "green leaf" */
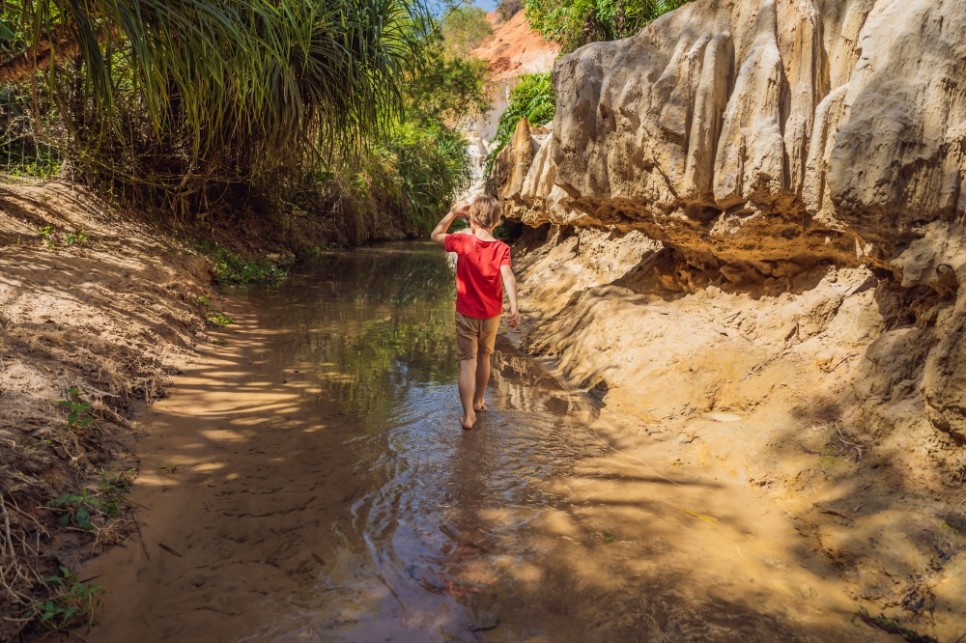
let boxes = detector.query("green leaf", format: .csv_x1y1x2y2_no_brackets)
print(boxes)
75,507,91,529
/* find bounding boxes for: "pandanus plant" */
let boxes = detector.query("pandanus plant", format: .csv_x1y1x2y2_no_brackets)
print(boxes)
0,0,432,206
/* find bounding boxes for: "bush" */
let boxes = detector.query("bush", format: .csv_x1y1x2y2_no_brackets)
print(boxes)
525,0,691,52
486,72,556,173
195,241,287,285
441,6,493,57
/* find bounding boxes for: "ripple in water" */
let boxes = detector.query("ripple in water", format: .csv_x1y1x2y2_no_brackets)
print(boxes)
244,245,609,641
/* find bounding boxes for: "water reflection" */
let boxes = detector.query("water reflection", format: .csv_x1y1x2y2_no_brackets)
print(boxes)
228,244,863,643
241,243,608,640
251,243,459,424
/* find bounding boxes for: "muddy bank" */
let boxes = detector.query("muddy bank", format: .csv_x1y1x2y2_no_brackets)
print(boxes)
0,180,219,638
0,176,427,638
512,224,966,641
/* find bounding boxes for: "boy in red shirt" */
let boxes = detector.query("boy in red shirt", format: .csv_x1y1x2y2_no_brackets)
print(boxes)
431,195,520,429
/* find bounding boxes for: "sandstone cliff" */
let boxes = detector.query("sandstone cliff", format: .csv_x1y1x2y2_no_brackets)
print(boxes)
491,0,966,637
497,0,966,271
494,0,966,441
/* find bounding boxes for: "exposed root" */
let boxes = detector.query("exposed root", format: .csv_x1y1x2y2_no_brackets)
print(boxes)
0,491,42,608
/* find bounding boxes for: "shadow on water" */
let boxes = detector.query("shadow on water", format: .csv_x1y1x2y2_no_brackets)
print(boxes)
234,243,616,640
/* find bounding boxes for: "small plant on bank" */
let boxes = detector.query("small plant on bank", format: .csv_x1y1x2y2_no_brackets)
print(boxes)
39,224,57,249
27,566,104,631
57,387,94,432
97,466,136,518
195,295,234,328
206,311,234,327
195,240,286,285
49,488,102,530
64,228,88,245
8,157,62,180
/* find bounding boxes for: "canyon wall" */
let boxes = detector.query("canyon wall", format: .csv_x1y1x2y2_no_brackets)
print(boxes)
492,0,966,440
490,1,966,634
495,0,966,270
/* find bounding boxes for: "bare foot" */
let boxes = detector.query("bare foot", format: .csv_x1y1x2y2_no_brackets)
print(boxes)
473,400,487,412
461,413,476,430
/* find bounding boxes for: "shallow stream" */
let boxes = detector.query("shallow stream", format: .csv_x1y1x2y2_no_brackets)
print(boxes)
79,243,881,642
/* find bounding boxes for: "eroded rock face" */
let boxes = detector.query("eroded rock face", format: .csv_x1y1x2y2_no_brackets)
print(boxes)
489,2,966,628
493,0,966,277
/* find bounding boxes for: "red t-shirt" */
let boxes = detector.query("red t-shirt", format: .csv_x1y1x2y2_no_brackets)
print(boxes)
445,233,512,319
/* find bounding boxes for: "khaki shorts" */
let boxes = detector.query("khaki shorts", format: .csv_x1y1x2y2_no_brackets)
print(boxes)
455,312,500,362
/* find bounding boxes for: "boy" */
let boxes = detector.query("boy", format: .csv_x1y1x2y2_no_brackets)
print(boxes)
431,195,520,430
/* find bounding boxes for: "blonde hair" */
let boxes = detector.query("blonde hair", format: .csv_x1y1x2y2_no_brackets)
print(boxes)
469,195,501,230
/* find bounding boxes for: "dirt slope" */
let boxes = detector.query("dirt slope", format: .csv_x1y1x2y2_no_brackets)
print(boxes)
0,180,214,638
471,10,559,83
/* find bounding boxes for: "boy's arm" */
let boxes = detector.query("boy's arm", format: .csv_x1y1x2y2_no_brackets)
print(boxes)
500,265,520,328
430,203,469,245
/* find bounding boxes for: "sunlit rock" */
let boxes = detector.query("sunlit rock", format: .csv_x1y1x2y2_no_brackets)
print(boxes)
492,0,966,279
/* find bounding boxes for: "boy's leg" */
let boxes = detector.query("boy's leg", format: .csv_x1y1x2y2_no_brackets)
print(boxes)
455,312,480,429
459,359,477,429
474,357,490,411
474,316,501,412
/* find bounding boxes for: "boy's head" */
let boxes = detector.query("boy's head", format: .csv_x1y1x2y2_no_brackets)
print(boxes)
469,196,501,230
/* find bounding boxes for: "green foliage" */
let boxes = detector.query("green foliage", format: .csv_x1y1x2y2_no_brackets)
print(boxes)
49,488,101,530
525,0,691,52
195,293,235,327
37,225,88,249
195,241,287,285
38,225,57,249
293,27,485,239
379,32,485,231
2,0,486,241
63,229,88,245
389,122,473,231
27,566,104,631
57,387,94,431
0,82,62,178
206,311,234,328
487,72,556,172
2,0,434,213
404,49,489,125
6,158,61,179
440,5,493,56
97,465,136,518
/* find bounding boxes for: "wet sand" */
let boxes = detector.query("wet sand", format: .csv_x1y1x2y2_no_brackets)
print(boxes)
77,245,888,642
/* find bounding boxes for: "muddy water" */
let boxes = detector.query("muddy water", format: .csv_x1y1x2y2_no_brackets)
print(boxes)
81,243,883,642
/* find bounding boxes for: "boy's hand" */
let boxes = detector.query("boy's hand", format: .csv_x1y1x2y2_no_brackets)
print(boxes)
508,308,520,328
